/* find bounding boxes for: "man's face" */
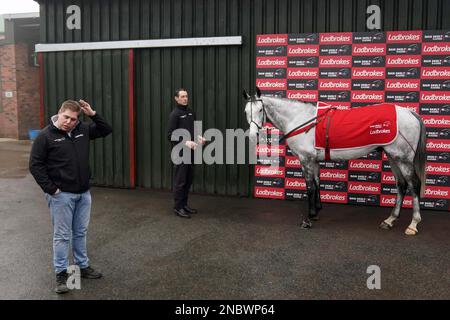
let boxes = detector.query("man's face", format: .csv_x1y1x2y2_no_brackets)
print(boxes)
57,110,79,132
175,91,189,106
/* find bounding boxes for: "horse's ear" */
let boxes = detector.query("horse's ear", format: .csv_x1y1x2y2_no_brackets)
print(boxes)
256,87,262,98
242,90,251,100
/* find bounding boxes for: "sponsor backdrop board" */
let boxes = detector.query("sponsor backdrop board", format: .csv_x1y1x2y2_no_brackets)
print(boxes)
255,30,450,211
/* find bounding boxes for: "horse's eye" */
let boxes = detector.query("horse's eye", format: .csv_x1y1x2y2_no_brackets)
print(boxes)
259,109,263,113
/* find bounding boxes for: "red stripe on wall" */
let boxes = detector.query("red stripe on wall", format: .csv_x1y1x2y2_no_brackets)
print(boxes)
128,49,136,188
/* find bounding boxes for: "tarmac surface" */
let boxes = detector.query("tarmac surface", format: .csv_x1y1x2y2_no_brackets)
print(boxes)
0,139,449,299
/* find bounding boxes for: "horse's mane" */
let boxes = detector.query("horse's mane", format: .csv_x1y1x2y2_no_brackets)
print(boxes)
262,95,316,109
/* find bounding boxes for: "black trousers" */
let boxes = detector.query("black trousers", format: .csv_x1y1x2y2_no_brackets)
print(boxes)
173,163,194,210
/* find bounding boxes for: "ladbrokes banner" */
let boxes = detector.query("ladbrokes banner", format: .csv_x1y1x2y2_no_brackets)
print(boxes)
254,30,450,211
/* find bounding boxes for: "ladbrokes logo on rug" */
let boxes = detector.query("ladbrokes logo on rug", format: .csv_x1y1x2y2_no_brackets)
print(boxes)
369,121,393,135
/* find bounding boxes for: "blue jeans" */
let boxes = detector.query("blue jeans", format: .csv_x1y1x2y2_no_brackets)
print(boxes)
45,191,91,274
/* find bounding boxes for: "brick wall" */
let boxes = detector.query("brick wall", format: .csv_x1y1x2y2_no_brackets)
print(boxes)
15,43,40,139
0,44,19,139
0,43,39,139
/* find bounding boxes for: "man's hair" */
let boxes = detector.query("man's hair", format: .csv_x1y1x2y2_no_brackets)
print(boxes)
59,100,81,114
174,88,188,98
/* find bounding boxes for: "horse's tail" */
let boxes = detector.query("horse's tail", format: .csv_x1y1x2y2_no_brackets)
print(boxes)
410,111,427,198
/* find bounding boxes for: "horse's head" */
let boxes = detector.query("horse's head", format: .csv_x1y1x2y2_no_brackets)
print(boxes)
243,87,264,143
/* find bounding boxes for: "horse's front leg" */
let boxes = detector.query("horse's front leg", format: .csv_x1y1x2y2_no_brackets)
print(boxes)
301,163,317,229
311,162,322,221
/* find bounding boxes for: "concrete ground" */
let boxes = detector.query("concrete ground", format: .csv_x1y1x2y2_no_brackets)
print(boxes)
0,139,449,300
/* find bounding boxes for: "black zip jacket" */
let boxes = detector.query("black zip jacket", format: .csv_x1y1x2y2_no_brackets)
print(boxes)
29,113,112,195
167,104,196,148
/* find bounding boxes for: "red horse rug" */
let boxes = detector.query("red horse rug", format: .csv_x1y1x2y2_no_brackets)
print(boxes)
314,102,398,159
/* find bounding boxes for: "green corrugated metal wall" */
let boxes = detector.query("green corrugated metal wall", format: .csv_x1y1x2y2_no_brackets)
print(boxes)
38,0,450,195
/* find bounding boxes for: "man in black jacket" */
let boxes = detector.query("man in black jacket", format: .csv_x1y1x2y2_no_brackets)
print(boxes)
167,88,205,219
29,99,112,294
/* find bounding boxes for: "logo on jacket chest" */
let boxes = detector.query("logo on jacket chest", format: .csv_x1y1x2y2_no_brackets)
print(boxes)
180,113,193,119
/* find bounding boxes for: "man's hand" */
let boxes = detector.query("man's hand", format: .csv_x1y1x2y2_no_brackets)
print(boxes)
79,99,96,116
185,141,198,150
197,135,206,145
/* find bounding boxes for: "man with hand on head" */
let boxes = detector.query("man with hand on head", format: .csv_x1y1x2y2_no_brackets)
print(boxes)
29,99,112,294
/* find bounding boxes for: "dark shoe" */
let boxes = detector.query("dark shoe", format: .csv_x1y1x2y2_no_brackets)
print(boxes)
184,205,197,214
174,208,191,218
55,270,69,294
80,266,102,279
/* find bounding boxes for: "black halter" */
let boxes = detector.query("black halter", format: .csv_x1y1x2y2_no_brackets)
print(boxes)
248,98,266,130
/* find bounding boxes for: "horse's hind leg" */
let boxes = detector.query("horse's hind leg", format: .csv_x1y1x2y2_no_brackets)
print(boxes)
391,160,422,235
380,156,407,230
404,170,422,236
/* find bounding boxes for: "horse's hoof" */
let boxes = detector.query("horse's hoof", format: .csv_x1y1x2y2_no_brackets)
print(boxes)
405,227,418,236
379,221,393,230
301,221,312,229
